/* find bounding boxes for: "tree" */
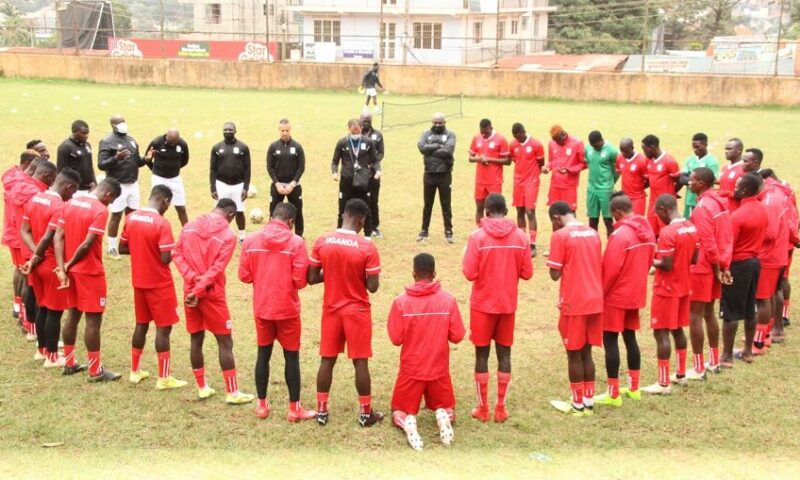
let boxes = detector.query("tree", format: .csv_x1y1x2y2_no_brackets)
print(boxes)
0,1,33,47
110,1,132,36
548,0,650,54
662,0,742,50
785,0,800,40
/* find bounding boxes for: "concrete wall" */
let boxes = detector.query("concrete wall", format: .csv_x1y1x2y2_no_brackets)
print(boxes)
1,52,799,107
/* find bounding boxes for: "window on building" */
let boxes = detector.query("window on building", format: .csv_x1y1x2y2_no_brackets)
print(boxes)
497,21,505,40
511,20,519,35
473,22,482,44
263,3,275,16
532,14,539,38
521,15,529,31
413,22,442,50
382,0,397,4
206,3,221,25
314,19,341,46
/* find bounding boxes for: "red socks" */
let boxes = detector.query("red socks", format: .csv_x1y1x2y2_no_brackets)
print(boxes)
755,323,770,345
222,369,238,394
570,382,584,407
783,299,791,319
676,348,687,377
193,367,206,389
316,392,329,413
709,347,720,367
87,351,101,376
158,351,171,379
474,372,489,409
693,353,705,373
530,229,537,244
63,345,75,368
657,359,670,386
131,347,143,372
258,398,269,409
583,381,595,406
496,372,511,407
608,377,620,399
358,395,372,415
629,369,641,392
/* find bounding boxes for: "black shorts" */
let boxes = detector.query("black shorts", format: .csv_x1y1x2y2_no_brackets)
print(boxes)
720,257,760,323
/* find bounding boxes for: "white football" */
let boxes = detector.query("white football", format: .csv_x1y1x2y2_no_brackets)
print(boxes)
249,208,265,224
247,186,258,198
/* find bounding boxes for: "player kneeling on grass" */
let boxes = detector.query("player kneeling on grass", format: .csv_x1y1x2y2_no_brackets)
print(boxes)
388,253,465,451
546,201,603,417
119,185,187,390
595,193,655,407
308,198,383,427
238,203,316,422
642,194,698,395
462,194,532,423
173,199,254,404
55,178,122,381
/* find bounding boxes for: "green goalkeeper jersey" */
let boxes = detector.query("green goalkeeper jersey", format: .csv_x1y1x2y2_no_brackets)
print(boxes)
682,154,720,207
585,142,619,192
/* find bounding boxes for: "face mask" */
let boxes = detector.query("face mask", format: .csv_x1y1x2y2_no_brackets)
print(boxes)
223,132,235,142
350,133,361,141
432,125,445,134
114,122,129,135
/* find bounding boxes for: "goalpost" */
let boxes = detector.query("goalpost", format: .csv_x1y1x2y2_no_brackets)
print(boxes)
380,95,464,131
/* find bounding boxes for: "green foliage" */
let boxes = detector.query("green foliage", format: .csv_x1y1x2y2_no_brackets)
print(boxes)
0,1,33,47
548,0,649,54
663,0,742,50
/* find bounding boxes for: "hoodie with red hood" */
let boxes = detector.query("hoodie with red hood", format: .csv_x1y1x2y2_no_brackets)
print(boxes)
690,189,732,275
463,217,533,314
603,214,656,309
2,165,24,248
173,211,236,299
11,174,49,256
238,219,308,320
387,280,465,381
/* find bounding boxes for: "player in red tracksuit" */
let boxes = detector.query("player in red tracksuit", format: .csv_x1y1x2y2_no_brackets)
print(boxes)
3,150,39,328
238,203,316,422
389,253,465,451
642,135,680,236
119,185,186,390
595,193,655,407
462,193,532,423
173,199,254,404
19,167,79,368
14,160,56,342
468,118,510,225
308,198,383,428
543,125,586,212
546,201,603,416
687,167,732,377
642,194,698,395
55,178,121,381
616,139,649,216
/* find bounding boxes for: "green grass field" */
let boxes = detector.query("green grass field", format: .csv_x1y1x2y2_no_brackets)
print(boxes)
1,78,800,479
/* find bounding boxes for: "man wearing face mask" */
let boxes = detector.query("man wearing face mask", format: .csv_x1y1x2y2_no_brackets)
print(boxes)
360,113,384,238
98,114,144,259
417,113,456,244
210,122,251,244
145,128,190,226
331,118,380,237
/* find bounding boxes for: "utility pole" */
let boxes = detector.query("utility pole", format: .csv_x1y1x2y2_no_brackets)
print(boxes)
379,0,384,62
494,0,500,66
55,0,62,53
774,0,785,76
160,0,165,58
265,1,271,62
641,0,650,73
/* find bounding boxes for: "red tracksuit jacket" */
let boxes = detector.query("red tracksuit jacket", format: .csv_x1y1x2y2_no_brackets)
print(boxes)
173,211,236,299
238,220,308,320
603,214,656,309
387,280,465,381
462,217,533,314
690,189,733,274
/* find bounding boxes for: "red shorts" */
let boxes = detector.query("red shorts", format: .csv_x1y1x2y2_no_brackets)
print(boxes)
35,263,70,311
474,182,502,201
256,317,301,350
784,251,793,279
320,304,372,359
512,181,539,209
650,295,690,330
185,294,232,335
756,267,783,300
547,186,577,211
67,272,107,313
630,196,647,216
391,372,455,415
690,273,721,302
470,308,515,347
134,287,179,328
10,247,23,268
603,306,640,333
558,313,602,351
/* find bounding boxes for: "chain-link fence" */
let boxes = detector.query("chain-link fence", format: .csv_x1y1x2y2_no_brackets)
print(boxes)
0,0,796,76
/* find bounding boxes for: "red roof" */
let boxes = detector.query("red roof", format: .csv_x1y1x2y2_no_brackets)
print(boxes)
498,54,628,72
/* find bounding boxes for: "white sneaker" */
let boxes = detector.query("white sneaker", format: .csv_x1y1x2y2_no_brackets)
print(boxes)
33,350,46,361
669,374,688,386
106,248,122,260
685,369,707,381
642,383,672,395
704,361,721,374
25,332,37,342
435,408,454,446
43,355,66,368
403,415,423,451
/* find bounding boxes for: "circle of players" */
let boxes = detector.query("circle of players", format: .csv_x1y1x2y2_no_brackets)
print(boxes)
3,114,796,452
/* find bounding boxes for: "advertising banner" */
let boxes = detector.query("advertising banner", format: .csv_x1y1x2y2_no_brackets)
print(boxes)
109,38,277,62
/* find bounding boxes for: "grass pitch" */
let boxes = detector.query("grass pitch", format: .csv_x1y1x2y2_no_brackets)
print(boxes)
1,78,799,478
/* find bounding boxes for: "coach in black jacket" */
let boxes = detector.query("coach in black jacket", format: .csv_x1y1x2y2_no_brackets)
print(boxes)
360,113,384,238
267,118,306,236
416,112,456,243
331,118,380,237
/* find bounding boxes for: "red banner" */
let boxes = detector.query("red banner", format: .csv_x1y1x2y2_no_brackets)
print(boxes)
108,37,277,62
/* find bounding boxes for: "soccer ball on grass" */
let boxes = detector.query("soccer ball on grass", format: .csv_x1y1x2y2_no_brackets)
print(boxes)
249,208,265,224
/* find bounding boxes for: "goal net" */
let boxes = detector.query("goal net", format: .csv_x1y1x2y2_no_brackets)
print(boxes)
380,95,464,131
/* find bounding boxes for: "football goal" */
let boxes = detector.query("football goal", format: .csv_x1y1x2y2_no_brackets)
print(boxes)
380,95,464,131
